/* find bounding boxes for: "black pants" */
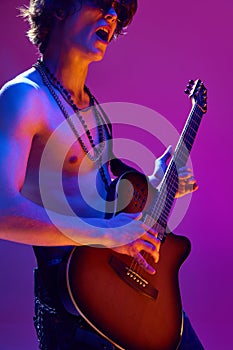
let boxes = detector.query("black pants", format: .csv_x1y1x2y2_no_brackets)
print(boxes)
33,270,204,350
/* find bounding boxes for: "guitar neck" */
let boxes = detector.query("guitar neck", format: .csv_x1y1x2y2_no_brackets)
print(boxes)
173,103,204,167
145,102,205,240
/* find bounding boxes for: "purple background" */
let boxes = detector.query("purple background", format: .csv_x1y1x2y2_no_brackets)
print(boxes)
0,0,232,349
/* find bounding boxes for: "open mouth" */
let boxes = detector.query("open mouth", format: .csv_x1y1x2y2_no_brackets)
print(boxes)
95,27,109,43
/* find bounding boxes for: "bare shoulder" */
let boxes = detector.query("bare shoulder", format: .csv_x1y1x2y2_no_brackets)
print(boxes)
0,68,48,134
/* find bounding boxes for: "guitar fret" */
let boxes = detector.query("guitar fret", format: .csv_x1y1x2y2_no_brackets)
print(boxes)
147,95,206,240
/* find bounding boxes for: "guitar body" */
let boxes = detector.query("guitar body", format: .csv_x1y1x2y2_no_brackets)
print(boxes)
59,171,191,350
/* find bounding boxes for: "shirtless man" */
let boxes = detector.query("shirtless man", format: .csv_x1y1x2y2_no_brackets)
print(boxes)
0,1,204,349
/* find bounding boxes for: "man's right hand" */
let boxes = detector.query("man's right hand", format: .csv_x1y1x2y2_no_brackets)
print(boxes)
105,213,161,275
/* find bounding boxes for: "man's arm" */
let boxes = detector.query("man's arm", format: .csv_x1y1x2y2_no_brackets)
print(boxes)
0,80,156,256
0,80,82,245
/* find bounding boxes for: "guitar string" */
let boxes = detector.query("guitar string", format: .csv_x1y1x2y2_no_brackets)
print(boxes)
131,106,202,275
136,105,203,275
129,109,194,273
147,107,202,239
129,86,206,275
148,104,202,225
129,104,203,276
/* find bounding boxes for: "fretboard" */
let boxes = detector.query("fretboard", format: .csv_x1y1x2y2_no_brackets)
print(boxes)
144,103,205,241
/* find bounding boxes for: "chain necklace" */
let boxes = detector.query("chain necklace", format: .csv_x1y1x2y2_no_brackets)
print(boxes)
33,59,110,191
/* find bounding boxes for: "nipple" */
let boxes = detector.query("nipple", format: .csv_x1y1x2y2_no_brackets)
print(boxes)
69,155,78,164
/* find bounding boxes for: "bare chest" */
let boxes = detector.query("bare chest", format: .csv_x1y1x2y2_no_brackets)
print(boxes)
22,102,110,216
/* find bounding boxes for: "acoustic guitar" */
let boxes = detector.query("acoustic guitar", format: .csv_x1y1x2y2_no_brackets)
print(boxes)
59,80,207,350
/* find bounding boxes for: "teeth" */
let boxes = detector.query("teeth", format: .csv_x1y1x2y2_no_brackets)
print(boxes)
98,27,109,34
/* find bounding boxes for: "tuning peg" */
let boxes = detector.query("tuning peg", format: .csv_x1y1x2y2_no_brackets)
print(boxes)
189,79,194,85
184,88,190,95
185,79,194,90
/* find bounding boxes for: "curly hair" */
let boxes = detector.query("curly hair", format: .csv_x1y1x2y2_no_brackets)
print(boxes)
20,0,138,54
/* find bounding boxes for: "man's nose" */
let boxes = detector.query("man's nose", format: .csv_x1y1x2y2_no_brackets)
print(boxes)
104,7,118,23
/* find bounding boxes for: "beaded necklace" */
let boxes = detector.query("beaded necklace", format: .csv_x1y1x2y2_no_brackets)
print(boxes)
33,59,110,191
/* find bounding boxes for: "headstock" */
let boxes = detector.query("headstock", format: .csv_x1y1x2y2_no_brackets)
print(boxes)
185,79,207,113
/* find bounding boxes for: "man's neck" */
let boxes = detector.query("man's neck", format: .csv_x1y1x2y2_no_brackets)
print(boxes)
42,51,91,109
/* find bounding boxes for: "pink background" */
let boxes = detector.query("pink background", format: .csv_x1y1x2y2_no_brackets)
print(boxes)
0,0,232,349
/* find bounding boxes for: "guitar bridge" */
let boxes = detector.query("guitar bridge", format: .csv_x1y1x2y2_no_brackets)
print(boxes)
109,254,158,300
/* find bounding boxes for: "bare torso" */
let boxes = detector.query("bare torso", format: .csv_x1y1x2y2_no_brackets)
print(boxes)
20,68,110,219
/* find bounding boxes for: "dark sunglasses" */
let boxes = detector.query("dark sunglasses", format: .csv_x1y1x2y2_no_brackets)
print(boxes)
89,0,133,28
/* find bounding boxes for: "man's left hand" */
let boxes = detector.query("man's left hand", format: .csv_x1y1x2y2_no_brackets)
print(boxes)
148,145,198,198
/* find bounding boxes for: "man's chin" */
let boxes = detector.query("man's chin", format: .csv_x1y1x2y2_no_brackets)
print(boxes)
90,47,107,62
